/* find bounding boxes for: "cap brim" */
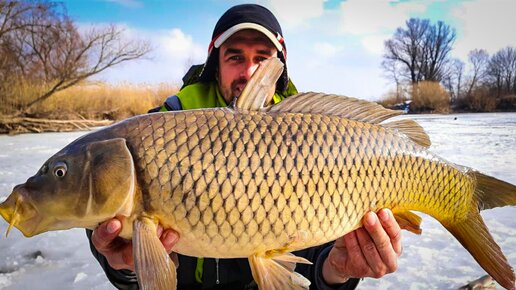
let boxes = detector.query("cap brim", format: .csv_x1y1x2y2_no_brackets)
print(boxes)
213,22,283,52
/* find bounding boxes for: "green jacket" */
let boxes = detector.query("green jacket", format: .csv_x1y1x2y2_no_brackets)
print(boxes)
151,79,299,112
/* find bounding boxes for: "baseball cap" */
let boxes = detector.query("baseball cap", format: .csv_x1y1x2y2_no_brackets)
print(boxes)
208,4,286,56
198,4,289,92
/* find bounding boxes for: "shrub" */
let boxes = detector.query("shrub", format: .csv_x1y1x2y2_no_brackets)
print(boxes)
455,87,497,112
410,81,450,113
497,94,516,111
377,85,411,110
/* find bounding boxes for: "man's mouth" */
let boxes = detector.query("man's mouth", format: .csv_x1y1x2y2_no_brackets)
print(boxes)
232,80,248,97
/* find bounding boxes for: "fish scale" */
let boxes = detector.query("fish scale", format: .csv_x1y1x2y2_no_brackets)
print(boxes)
103,108,466,259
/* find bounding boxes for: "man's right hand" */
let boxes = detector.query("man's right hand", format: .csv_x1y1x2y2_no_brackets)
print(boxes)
91,218,179,272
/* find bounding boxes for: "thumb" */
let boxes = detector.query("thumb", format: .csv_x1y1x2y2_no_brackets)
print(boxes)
92,219,122,250
160,230,179,253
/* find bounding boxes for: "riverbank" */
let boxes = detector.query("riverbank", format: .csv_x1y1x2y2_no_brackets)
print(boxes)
0,81,179,134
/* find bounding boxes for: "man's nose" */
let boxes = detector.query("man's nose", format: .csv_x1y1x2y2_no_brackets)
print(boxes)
240,60,260,79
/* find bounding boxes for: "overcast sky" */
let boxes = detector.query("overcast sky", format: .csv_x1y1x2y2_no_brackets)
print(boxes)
63,0,516,101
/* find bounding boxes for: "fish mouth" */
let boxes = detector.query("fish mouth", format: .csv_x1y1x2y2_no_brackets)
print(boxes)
0,185,40,237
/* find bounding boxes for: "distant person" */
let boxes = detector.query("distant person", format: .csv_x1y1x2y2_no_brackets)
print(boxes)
87,4,402,289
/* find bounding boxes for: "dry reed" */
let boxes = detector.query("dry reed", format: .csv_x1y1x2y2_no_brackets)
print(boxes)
410,81,450,113
1,80,179,120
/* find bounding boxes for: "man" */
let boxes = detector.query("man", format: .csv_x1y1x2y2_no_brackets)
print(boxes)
88,4,402,289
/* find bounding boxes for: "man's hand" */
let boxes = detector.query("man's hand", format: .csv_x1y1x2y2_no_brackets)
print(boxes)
322,209,402,284
91,218,179,271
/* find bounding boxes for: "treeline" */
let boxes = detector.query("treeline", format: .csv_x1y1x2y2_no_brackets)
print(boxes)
0,1,150,116
381,18,515,113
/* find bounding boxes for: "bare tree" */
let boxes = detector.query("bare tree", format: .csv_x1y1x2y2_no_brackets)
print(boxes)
381,58,405,103
0,1,51,38
420,21,455,81
487,47,516,97
442,58,464,103
465,49,489,98
384,18,429,83
1,1,58,79
383,18,456,84
0,1,151,114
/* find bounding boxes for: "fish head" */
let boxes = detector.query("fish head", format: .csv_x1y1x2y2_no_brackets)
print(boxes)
0,137,136,237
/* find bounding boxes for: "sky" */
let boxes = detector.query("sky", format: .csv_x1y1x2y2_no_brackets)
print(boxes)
62,0,516,101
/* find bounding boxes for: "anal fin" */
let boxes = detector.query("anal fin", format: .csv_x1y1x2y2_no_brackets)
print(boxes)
249,252,312,290
393,210,423,235
133,217,177,290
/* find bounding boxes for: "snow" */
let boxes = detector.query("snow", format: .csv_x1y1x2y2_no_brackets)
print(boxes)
0,113,515,290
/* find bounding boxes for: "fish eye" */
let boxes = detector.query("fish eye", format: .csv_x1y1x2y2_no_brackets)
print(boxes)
53,162,68,178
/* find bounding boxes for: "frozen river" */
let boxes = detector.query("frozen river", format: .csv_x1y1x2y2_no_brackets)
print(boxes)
0,113,515,289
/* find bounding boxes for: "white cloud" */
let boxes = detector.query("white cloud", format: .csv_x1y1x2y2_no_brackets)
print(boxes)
339,0,425,35
288,39,388,101
361,35,389,55
291,57,391,101
338,0,426,55
313,42,339,59
263,0,325,28
93,27,206,85
451,0,516,59
159,28,205,60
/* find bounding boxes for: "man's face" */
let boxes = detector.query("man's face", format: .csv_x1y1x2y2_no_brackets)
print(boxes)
217,29,278,103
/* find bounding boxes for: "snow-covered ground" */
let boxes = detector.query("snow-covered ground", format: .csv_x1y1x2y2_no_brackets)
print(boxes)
0,113,514,290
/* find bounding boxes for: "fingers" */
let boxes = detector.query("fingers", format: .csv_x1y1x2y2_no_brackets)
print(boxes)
324,209,402,281
341,231,366,268
361,210,400,276
91,219,122,252
160,230,180,254
356,222,386,277
377,209,402,256
92,218,135,271
92,218,180,272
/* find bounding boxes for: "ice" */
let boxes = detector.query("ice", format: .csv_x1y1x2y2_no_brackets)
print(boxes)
0,113,515,289
74,272,88,283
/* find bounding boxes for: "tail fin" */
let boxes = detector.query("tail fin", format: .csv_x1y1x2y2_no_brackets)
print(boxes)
443,172,515,290
444,212,514,290
472,172,516,210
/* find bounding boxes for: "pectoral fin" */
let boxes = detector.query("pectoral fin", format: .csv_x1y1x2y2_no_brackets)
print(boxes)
249,252,312,290
133,217,177,290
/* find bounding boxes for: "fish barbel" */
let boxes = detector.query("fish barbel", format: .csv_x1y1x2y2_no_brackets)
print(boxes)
0,58,515,290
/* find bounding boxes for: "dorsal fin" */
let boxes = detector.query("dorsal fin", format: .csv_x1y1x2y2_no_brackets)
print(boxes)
265,92,431,147
383,119,431,148
265,92,403,124
234,57,284,111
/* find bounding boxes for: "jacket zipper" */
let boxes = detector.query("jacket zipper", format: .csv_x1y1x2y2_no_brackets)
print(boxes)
215,258,220,284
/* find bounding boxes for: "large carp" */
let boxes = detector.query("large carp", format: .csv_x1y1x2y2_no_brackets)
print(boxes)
1,58,515,290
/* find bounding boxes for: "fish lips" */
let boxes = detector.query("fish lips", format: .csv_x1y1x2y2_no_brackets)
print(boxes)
0,185,42,237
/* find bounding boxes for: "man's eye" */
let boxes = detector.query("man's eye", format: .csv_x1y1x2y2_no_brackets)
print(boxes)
229,55,243,61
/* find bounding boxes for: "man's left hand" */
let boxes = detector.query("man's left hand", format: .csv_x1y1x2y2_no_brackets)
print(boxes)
322,208,402,284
